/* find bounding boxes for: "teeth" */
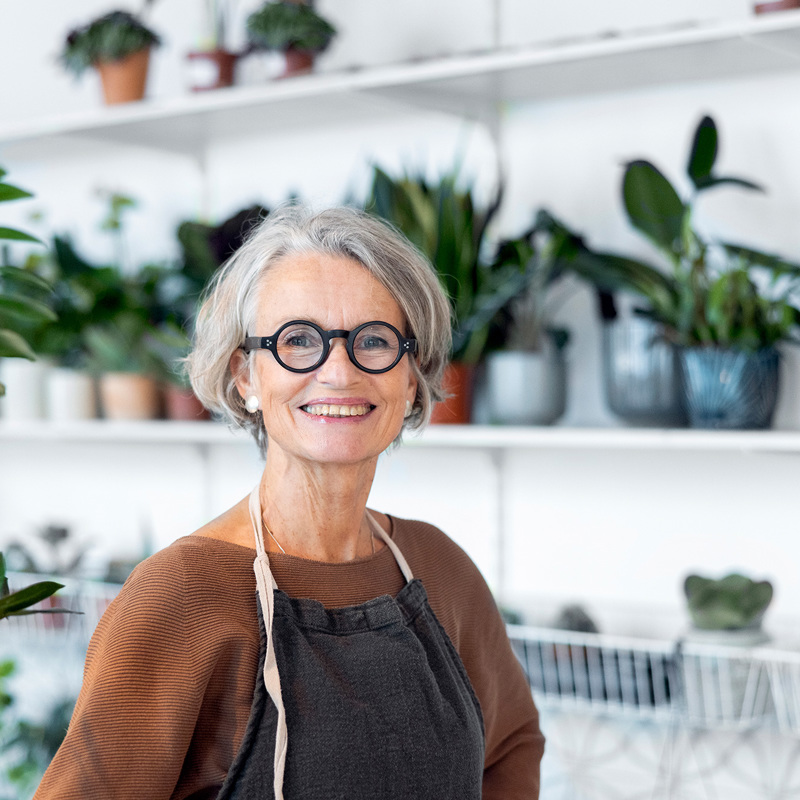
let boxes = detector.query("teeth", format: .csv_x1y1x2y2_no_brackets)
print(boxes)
302,404,371,417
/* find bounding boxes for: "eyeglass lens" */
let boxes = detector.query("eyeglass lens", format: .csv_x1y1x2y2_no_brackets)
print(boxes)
276,322,401,371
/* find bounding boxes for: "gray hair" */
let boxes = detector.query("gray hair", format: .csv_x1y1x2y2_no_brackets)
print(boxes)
187,203,452,455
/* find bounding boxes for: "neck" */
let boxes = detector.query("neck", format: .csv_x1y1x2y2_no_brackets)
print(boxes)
258,450,379,562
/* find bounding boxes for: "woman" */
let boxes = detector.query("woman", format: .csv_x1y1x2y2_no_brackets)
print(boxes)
35,205,544,799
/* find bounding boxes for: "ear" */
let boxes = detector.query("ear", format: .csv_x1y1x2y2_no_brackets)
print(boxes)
230,350,258,403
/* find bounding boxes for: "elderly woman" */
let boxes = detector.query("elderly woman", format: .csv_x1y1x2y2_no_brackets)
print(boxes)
35,205,544,799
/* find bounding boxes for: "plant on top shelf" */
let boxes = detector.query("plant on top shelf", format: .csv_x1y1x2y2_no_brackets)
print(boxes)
684,572,773,633
366,164,502,423
60,7,162,104
186,0,242,91
561,115,800,429
0,166,54,398
246,1,337,77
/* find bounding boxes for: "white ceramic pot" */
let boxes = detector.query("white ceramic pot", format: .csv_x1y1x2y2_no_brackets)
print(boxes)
46,368,97,421
486,347,567,425
0,358,48,420
99,372,161,420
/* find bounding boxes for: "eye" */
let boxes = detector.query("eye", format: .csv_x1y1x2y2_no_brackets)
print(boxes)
361,335,391,350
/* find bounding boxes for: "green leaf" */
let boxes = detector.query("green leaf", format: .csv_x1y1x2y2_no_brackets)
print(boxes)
687,115,717,189
0,294,57,325
0,553,6,593
0,182,34,203
0,329,37,359
0,266,53,293
0,226,40,243
694,176,763,192
622,160,685,257
0,581,63,618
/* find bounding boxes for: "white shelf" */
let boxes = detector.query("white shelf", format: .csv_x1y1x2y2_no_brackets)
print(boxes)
2,11,800,157
3,419,800,453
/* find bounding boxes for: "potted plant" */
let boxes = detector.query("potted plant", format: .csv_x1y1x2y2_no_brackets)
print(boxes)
0,167,55,417
60,8,162,104
186,0,241,91
246,1,336,77
367,165,501,423
680,571,774,725
563,115,800,429
480,213,574,425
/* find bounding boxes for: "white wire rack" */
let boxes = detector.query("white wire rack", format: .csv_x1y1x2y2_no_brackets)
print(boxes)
507,624,800,733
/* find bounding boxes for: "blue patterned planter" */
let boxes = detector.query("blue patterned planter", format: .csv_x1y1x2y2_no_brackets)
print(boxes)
678,346,780,430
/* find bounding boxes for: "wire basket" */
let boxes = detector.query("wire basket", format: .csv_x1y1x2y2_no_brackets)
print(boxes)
507,624,799,733
507,624,678,721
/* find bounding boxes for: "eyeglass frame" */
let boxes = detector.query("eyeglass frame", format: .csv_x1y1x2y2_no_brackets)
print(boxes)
240,319,418,374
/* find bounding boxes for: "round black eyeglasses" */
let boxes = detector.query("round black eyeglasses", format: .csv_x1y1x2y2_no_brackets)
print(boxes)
241,320,417,374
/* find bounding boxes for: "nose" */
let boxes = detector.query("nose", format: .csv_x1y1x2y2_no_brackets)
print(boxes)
315,338,359,385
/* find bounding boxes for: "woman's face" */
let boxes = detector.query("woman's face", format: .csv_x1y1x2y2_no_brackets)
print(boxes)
232,252,418,467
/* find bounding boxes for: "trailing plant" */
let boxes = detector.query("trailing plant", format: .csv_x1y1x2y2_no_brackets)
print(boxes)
366,164,502,364
684,572,773,631
560,115,800,350
61,9,162,77
246,1,336,53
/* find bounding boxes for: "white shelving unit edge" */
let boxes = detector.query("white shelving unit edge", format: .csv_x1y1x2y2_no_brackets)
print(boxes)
3,420,800,453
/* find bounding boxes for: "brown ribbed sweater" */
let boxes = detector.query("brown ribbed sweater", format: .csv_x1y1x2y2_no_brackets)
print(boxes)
34,515,544,799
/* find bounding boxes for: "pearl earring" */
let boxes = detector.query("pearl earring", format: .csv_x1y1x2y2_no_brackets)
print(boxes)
245,395,260,413
404,400,413,418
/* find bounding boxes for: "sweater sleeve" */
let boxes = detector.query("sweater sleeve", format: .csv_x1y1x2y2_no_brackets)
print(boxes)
33,547,207,800
392,518,545,800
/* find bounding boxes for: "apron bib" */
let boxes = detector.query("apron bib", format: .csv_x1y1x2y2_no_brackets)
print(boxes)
214,488,485,800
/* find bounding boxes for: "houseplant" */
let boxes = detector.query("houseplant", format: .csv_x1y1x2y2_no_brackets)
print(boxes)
0,167,54,411
480,212,574,425
246,0,336,77
564,115,800,429
366,164,502,423
186,0,240,90
60,8,162,104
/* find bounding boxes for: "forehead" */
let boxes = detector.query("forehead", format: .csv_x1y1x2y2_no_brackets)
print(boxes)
256,251,404,328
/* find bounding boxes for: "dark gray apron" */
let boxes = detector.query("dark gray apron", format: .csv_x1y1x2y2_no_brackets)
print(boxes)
214,488,485,800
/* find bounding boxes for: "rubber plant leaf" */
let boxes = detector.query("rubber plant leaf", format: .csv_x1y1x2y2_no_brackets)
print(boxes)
622,160,685,258
686,115,717,190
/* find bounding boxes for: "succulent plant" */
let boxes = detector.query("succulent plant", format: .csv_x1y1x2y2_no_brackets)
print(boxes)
684,572,773,631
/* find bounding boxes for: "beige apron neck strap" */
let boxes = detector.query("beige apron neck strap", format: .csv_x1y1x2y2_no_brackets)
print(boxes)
248,486,287,800
365,510,414,583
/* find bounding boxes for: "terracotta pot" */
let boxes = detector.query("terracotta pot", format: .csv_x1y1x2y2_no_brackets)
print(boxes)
186,48,238,91
430,362,475,424
755,0,800,12
283,47,314,77
163,384,210,421
99,372,161,420
96,47,151,104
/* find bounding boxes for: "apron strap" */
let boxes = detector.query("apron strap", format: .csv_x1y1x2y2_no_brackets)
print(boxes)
365,510,414,582
248,487,415,799
248,487,287,800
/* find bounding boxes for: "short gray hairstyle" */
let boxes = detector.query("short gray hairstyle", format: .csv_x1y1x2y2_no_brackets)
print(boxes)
187,203,452,455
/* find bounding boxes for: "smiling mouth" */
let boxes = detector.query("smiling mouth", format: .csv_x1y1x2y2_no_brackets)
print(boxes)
301,403,374,418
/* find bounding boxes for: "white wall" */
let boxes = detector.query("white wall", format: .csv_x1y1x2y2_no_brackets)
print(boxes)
2,1,800,627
